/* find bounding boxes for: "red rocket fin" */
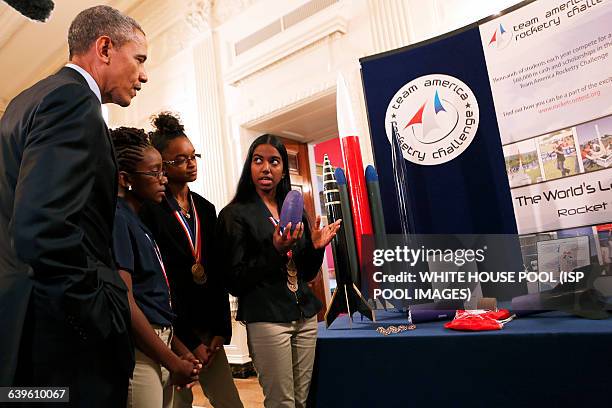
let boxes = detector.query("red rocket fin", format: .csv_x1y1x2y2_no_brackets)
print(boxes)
404,102,426,129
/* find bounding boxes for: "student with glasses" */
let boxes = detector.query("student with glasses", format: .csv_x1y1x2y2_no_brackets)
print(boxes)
141,112,243,408
110,127,201,407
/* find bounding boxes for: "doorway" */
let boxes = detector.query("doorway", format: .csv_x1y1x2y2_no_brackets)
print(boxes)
279,136,328,321
246,91,338,320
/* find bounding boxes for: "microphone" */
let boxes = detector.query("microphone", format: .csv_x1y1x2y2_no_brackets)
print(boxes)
3,0,55,22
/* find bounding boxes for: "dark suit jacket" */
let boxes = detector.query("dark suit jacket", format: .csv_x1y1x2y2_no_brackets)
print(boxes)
216,195,324,323
140,192,231,350
0,67,132,384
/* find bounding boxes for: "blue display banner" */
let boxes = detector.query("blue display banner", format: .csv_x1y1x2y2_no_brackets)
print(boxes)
361,26,518,235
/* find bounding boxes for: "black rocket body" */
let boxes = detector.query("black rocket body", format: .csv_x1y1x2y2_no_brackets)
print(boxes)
322,155,374,327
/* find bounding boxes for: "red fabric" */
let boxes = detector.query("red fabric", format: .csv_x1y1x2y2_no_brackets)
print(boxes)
444,309,512,331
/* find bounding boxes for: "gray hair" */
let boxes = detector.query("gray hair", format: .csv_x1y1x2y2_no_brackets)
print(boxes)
68,5,144,59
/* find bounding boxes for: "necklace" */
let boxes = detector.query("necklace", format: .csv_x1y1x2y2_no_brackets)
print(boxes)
177,201,190,219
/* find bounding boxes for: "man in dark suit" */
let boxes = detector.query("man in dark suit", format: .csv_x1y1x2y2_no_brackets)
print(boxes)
0,5,147,406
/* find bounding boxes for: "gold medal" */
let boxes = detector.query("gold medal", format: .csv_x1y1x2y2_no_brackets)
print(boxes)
286,256,298,292
191,263,207,285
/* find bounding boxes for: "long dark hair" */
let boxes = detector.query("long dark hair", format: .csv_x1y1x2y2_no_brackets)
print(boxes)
231,134,291,207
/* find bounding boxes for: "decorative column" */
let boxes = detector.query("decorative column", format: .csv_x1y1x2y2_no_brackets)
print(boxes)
367,0,413,54
188,0,252,367
188,1,232,210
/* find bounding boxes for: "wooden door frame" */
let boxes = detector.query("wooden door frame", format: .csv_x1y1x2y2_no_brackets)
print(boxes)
278,136,327,321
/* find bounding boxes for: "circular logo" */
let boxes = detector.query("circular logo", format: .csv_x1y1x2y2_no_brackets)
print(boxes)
385,74,479,166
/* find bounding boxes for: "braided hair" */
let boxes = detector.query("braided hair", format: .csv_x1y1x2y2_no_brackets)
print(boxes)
110,126,151,173
149,111,186,153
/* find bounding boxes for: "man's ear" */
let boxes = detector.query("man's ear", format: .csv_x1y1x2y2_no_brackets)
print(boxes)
95,35,113,65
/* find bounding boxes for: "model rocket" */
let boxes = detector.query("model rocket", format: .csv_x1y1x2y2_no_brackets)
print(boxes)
334,167,360,288
390,121,415,236
323,155,374,327
365,164,390,308
337,73,374,279
365,166,384,239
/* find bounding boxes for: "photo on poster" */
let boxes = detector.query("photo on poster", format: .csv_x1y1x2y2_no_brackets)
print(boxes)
536,235,590,291
556,226,599,263
503,138,543,188
519,232,556,293
537,128,579,181
595,224,612,269
575,115,612,172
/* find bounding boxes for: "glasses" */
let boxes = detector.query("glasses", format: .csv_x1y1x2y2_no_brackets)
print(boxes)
163,154,201,167
131,170,166,180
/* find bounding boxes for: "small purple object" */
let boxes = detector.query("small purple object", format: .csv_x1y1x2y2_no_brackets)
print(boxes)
410,309,455,324
280,190,303,233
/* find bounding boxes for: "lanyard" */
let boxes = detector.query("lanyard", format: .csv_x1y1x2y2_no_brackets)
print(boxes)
144,232,172,308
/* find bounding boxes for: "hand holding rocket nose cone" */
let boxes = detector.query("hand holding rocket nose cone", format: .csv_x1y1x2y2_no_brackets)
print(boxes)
268,215,340,252
269,218,304,253
311,215,342,249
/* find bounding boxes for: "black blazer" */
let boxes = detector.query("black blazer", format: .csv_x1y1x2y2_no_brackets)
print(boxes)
140,192,231,350
0,67,132,384
216,195,324,323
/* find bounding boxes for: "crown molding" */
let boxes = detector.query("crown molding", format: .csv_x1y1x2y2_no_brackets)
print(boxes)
238,81,335,127
226,14,347,86
0,5,28,51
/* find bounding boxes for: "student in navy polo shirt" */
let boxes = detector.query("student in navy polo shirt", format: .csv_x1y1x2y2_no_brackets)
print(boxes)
110,127,201,408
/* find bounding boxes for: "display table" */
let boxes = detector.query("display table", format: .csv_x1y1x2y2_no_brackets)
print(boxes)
308,311,612,407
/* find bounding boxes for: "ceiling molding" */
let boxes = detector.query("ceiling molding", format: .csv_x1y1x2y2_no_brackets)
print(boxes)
213,0,260,26
240,82,335,128
0,5,28,51
226,13,347,85
129,0,191,40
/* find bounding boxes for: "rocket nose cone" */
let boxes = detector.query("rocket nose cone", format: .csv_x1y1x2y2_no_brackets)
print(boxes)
336,73,359,138
334,167,347,185
365,165,378,182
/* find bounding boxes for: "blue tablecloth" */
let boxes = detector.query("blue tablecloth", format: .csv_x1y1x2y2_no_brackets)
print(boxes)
308,311,612,407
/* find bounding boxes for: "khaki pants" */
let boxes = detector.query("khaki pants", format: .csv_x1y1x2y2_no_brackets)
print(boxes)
127,327,174,408
173,347,243,408
246,316,318,408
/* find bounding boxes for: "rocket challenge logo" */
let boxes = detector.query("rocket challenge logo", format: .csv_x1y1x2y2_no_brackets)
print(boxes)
405,89,459,145
385,74,479,166
488,23,512,50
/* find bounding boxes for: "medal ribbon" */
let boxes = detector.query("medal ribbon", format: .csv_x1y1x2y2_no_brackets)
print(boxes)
145,233,172,308
270,217,299,294
270,217,293,257
172,194,201,264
